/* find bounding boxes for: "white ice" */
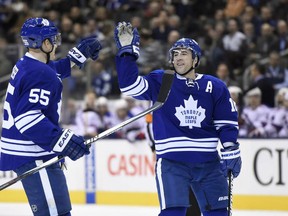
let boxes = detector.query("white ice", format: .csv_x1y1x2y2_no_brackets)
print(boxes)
0,203,288,216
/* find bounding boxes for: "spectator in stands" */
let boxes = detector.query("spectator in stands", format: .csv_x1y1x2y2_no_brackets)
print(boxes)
221,18,247,76
257,6,277,33
272,20,288,52
206,21,226,72
94,96,113,134
109,99,145,142
215,62,240,87
275,87,288,107
273,0,288,21
151,10,172,43
240,5,260,36
246,61,275,107
224,0,246,18
121,94,148,136
266,51,288,90
85,18,105,41
2,0,288,138
59,16,75,44
239,87,270,137
0,37,13,78
75,90,99,139
255,23,277,58
242,22,258,65
263,89,288,137
68,6,86,24
89,61,112,97
137,28,166,75
60,98,79,131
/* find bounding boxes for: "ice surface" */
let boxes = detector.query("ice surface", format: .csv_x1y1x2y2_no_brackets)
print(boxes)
0,203,287,216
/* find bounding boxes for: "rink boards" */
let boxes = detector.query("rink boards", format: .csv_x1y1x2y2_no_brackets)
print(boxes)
1,139,288,211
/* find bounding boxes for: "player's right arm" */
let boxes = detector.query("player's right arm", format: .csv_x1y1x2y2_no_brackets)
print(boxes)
114,21,161,102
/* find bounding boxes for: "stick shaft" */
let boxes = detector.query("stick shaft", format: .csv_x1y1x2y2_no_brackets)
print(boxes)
86,102,162,145
228,170,233,216
0,103,162,191
0,70,175,191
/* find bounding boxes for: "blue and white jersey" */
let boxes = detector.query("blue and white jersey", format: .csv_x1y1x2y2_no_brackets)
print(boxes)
0,53,71,170
116,56,239,163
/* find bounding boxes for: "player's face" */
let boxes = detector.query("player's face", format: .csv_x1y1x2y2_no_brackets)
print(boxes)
172,49,193,75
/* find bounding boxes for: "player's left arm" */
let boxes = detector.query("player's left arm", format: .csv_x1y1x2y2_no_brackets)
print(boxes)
51,36,102,79
67,35,102,69
213,83,242,178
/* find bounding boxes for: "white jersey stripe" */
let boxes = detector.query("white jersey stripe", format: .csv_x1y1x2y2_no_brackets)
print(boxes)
155,140,218,151
156,158,166,210
214,120,238,125
120,76,142,92
36,160,58,216
120,77,148,96
156,147,218,155
14,110,41,122
155,136,218,143
0,141,45,153
15,113,42,130
1,137,34,144
19,115,45,133
0,148,53,157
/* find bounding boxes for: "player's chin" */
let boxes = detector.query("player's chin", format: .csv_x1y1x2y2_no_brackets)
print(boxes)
175,68,186,75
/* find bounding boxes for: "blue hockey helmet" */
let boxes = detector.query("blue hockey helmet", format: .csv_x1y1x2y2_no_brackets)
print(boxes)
20,17,61,49
169,38,202,67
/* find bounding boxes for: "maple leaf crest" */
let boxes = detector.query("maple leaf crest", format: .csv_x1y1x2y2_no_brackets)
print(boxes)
174,95,206,129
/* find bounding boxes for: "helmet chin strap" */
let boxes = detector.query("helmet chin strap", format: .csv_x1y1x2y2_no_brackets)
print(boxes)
40,40,54,64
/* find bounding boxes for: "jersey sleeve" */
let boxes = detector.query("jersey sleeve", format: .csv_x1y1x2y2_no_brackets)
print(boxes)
13,69,63,150
49,57,71,79
212,81,239,146
115,55,163,102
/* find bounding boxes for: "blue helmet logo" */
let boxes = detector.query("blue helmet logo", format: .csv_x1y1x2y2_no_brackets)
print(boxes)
169,38,202,67
20,17,60,49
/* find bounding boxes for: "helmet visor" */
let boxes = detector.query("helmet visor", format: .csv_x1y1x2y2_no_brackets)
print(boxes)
50,33,61,46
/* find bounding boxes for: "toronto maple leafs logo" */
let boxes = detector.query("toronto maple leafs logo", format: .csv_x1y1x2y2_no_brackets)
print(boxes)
174,95,206,129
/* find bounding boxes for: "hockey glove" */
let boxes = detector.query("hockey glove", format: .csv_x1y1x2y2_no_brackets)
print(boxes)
68,35,102,68
51,129,90,161
114,21,140,58
220,142,242,178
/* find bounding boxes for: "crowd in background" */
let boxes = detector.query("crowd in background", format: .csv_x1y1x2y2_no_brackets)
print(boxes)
1,0,288,139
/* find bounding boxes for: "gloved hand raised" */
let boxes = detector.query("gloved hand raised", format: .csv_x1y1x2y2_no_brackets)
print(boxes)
50,129,90,161
220,142,242,178
114,21,140,58
68,35,102,68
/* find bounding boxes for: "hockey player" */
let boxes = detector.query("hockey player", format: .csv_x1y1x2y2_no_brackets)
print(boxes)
114,22,241,216
0,17,101,216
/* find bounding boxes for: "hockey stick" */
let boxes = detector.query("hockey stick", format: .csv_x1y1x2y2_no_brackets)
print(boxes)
228,170,234,216
0,70,175,191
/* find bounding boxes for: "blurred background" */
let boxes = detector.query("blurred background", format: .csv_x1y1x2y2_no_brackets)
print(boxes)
1,0,288,214
1,0,288,138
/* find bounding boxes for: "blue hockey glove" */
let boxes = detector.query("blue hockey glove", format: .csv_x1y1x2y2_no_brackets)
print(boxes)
220,142,242,178
114,21,140,58
68,35,102,68
51,129,90,161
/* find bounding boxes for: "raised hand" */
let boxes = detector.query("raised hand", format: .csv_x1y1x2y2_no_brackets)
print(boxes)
68,35,102,68
114,21,140,58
